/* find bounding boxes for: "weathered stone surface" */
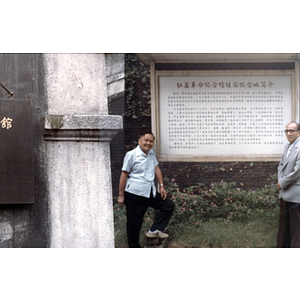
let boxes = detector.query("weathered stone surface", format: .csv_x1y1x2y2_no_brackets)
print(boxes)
106,54,125,98
45,114,123,130
0,53,123,248
47,140,114,247
0,53,49,248
43,54,123,248
44,115,123,141
44,54,108,115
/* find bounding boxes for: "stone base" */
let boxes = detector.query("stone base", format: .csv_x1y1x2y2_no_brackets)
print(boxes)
44,114,123,247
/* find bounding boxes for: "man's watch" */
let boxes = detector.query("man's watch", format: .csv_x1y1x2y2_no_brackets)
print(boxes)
160,184,164,187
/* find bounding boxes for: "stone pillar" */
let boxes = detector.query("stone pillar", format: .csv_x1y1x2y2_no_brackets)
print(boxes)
43,54,122,247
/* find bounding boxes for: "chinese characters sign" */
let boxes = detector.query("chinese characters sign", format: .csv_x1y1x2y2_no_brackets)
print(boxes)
158,75,293,160
176,80,275,89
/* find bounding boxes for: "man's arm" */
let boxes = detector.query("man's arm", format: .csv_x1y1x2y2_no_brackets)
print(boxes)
278,154,300,190
117,171,129,207
277,154,284,191
155,166,167,200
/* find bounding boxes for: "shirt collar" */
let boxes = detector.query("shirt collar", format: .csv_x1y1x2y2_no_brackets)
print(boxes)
290,136,300,147
136,145,154,156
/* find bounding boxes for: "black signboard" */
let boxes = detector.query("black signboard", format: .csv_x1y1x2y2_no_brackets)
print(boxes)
0,100,34,204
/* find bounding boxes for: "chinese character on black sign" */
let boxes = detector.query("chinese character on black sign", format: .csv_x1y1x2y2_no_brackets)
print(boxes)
0,117,13,129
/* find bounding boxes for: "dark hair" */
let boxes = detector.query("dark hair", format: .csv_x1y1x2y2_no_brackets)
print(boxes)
288,122,300,131
139,132,155,139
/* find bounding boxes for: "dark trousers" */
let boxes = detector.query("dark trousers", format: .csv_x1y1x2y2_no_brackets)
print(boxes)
277,198,300,248
125,191,175,248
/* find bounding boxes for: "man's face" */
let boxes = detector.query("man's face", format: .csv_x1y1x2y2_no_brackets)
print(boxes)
138,134,154,154
285,123,300,144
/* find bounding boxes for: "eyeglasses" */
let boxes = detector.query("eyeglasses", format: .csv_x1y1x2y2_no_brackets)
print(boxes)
284,129,299,134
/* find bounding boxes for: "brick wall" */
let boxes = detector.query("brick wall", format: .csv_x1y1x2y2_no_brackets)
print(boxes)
159,161,278,190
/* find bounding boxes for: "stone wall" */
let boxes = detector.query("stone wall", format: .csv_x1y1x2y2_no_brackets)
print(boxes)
0,54,49,247
106,54,125,200
44,54,122,247
0,53,123,247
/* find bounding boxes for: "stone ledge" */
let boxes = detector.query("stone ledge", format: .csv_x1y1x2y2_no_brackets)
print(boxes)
44,115,123,142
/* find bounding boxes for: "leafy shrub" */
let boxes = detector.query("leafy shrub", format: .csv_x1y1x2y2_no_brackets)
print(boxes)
113,174,279,246
166,174,279,226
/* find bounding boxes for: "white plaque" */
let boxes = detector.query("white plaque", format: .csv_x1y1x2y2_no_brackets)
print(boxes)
158,73,294,161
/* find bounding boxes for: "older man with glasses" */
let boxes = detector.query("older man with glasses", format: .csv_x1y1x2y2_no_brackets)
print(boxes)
277,121,300,247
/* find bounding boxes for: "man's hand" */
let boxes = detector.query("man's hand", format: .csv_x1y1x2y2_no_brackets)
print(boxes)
117,195,125,207
160,186,167,200
277,182,281,191
155,166,167,200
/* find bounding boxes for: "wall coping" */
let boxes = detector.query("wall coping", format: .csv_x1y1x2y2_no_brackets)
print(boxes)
44,115,123,142
137,53,300,65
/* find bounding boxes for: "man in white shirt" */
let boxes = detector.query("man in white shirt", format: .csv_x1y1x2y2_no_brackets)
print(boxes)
277,122,300,247
118,132,175,248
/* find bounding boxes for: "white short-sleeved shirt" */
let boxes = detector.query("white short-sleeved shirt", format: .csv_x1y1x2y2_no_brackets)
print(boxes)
122,145,159,198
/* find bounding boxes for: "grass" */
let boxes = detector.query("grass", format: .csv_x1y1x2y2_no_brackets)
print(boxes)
114,206,279,248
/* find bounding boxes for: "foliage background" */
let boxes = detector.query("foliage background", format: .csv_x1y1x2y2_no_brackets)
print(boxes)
114,174,280,248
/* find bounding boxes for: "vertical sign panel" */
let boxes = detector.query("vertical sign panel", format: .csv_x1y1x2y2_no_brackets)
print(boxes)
0,100,34,204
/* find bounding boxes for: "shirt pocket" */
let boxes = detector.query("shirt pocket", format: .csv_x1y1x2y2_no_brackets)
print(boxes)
126,178,143,194
133,156,146,174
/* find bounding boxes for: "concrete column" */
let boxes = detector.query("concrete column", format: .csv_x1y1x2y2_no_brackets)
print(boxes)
43,54,122,247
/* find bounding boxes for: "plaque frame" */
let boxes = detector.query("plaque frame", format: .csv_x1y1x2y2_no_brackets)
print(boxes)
151,69,299,162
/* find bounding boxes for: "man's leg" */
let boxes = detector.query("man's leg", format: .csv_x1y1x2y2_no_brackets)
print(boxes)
277,198,290,248
287,202,300,248
149,193,175,232
125,192,149,248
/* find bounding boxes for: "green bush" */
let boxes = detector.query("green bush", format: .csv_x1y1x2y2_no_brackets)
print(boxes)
165,174,279,226
113,174,280,247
